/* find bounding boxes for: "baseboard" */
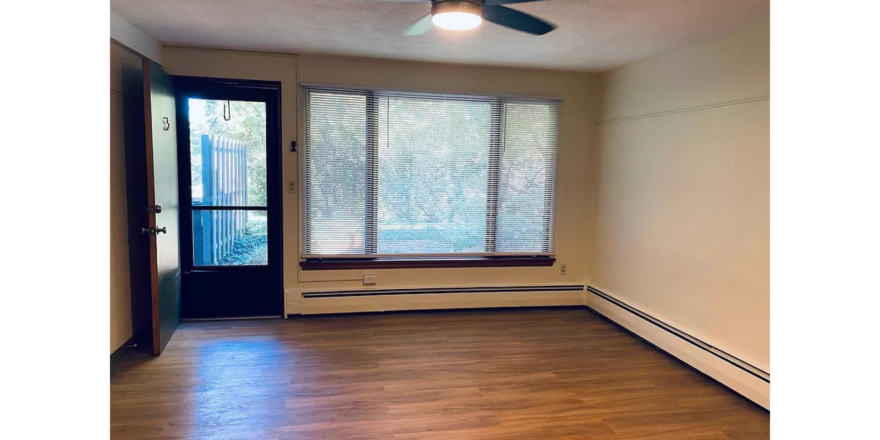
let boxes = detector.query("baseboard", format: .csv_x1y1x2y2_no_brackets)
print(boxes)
286,284,585,316
585,286,770,410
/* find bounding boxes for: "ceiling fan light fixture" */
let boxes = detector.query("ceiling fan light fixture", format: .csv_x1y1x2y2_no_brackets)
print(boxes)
431,1,483,31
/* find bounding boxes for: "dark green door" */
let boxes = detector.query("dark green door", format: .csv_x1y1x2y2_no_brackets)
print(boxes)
143,59,181,354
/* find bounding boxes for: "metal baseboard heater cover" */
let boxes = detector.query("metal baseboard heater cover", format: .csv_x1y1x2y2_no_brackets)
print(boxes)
302,285,585,299
587,286,769,384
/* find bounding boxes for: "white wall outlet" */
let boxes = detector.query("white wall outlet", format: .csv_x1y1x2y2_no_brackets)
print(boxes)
363,274,377,285
560,264,568,275
287,181,296,194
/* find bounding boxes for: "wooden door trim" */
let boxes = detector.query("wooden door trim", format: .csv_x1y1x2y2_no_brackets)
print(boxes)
142,59,162,355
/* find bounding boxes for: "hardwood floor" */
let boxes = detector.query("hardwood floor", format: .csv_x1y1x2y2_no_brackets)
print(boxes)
111,308,769,439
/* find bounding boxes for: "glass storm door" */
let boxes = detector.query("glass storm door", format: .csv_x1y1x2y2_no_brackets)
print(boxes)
175,78,282,319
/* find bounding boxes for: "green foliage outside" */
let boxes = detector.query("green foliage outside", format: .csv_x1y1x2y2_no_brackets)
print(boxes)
189,99,269,266
305,92,555,255
217,216,268,266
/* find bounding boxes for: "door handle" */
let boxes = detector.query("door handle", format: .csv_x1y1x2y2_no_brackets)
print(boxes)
142,227,167,235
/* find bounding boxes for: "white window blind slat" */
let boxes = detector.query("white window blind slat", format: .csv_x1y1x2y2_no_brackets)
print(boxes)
302,86,559,258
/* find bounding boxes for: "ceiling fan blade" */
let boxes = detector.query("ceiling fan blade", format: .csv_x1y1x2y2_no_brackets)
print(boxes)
485,0,548,5
403,13,433,36
482,5,556,35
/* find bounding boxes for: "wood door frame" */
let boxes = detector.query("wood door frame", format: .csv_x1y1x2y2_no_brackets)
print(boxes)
173,76,284,318
142,60,160,354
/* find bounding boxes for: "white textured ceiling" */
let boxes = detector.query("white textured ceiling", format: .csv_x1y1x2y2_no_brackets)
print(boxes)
110,0,769,72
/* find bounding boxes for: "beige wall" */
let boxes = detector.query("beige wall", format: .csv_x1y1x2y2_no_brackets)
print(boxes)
111,11,163,64
110,41,143,353
592,19,770,369
297,56,601,290
163,50,602,297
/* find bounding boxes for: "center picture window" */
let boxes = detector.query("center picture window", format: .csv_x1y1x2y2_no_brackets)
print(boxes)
301,86,560,259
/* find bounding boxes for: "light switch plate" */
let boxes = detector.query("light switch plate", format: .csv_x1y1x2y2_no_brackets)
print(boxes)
288,181,296,194
363,274,377,285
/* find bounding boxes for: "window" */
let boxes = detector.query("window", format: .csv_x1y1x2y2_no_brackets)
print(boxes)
302,86,559,259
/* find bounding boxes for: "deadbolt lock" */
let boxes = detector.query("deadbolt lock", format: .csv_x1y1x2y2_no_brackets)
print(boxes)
147,205,162,214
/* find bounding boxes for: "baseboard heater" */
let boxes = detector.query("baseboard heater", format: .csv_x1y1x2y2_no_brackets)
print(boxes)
303,285,585,299
587,286,769,384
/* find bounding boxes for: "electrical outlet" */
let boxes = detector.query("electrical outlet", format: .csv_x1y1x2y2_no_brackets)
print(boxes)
560,264,568,275
363,274,377,285
288,181,296,194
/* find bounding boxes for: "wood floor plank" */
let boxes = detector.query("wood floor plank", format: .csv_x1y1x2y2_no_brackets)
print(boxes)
111,308,768,439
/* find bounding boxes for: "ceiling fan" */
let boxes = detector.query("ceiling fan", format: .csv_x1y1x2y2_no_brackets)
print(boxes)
363,0,556,36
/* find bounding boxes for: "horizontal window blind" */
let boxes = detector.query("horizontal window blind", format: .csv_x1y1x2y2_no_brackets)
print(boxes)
302,85,559,258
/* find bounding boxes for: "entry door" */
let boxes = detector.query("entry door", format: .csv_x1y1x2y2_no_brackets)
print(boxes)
175,78,282,319
143,60,181,355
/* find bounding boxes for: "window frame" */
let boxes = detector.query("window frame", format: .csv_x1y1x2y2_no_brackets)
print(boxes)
298,84,561,269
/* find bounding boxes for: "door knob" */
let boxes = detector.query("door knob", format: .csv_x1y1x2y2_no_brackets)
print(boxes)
142,227,168,235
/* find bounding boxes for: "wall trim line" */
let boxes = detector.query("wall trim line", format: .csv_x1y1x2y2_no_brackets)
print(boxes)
597,95,770,125
303,285,585,299
584,305,769,413
163,46,300,59
587,286,769,383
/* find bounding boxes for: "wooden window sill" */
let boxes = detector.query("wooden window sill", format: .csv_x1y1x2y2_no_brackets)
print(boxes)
299,257,556,271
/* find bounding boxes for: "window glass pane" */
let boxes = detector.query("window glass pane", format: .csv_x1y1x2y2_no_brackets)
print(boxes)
188,99,267,206
376,95,491,254
301,86,559,257
496,101,558,253
193,210,267,266
303,92,367,254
